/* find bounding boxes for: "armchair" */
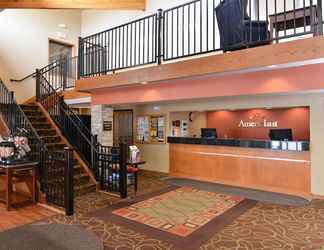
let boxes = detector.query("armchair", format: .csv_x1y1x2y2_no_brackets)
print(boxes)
215,0,269,51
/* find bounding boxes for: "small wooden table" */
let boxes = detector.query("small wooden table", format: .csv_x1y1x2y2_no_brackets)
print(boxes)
127,161,146,194
0,161,38,211
269,6,319,42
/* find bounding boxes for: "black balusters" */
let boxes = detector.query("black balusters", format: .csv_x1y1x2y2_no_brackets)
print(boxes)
36,67,128,198
77,0,323,77
64,147,74,216
0,78,75,215
119,143,128,199
79,14,158,78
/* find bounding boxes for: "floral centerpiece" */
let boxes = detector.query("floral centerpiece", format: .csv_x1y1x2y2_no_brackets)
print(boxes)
0,128,31,164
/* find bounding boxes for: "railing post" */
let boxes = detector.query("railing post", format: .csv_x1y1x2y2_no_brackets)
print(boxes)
9,91,14,129
317,0,323,36
35,69,40,101
64,147,74,216
38,144,46,193
91,134,98,175
77,37,83,79
119,143,128,199
157,9,163,65
62,57,68,90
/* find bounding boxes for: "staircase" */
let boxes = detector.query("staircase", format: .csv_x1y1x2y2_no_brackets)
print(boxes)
0,56,128,202
20,103,97,196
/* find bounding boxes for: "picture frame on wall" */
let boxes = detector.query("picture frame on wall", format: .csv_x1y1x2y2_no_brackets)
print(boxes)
136,115,166,144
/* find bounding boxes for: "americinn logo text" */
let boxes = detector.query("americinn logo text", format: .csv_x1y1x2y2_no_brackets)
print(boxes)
238,113,278,128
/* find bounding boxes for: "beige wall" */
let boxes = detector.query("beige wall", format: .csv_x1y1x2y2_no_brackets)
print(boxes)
130,92,324,196
81,0,190,37
0,9,81,103
169,111,207,137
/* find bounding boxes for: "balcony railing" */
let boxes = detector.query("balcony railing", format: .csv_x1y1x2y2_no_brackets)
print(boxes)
79,0,323,78
79,14,159,78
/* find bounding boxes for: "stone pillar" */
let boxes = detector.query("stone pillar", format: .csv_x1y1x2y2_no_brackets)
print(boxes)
91,105,114,146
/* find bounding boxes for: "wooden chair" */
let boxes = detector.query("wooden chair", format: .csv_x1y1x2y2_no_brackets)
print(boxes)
127,161,145,195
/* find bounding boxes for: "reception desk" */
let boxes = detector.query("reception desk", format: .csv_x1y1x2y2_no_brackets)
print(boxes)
168,137,311,197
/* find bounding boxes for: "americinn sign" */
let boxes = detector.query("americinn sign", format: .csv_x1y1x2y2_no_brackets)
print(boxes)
238,113,278,128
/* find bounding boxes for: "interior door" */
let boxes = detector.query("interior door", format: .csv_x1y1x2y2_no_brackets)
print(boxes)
113,110,133,146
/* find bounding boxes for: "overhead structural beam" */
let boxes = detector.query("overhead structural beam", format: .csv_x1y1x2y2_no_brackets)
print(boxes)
0,0,146,10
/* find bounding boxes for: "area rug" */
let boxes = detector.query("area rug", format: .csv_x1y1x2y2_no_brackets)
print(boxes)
91,186,257,250
0,223,104,250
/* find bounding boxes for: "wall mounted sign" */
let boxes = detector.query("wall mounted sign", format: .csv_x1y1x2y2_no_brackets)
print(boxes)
238,119,278,128
238,113,278,128
103,121,113,131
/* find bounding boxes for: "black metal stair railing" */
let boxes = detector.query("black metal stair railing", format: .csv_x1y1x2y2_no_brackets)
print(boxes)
37,69,95,166
39,56,78,91
0,79,43,159
36,68,128,198
0,78,74,215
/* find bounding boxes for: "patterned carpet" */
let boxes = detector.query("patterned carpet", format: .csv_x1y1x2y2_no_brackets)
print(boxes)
113,186,244,237
31,171,324,249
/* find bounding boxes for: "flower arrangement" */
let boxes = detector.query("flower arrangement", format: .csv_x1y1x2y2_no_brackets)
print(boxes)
0,128,31,164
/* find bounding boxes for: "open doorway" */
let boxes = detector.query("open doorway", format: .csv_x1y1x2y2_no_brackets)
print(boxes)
48,39,76,89
49,39,74,63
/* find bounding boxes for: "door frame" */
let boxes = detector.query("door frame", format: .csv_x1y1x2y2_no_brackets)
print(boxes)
48,38,76,63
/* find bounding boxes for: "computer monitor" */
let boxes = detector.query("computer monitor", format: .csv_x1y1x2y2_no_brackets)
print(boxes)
201,128,217,138
269,129,293,141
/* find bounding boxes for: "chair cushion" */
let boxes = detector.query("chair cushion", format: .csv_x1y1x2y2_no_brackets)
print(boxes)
127,166,139,173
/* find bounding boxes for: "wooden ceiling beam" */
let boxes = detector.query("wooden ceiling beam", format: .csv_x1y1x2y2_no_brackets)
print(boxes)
0,0,146,10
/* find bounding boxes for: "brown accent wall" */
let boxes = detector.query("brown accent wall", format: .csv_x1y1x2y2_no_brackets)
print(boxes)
207,107,310,141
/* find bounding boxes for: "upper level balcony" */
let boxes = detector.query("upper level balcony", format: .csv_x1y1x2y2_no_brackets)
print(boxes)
75,0,324,92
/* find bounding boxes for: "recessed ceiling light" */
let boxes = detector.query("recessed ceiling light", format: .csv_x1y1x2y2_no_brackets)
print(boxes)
141,81,148,85
58,23,67,29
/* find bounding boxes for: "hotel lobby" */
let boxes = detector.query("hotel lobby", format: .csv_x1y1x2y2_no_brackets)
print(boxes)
1,0,324,249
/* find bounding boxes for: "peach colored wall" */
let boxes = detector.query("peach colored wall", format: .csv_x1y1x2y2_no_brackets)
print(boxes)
206,107,310,141
92,63,324,106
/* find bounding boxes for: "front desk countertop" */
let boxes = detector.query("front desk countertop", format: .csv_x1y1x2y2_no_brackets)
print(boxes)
167,136,310,151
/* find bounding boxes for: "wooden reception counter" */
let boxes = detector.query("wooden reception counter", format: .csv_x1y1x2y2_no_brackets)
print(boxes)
168,137,311,197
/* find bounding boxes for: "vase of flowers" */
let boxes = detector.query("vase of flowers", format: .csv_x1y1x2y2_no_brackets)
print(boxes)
0,128,31,164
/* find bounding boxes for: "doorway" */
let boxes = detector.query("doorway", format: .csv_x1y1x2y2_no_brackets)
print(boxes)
113,110,133,146
49,39,73,63
48,39,76,89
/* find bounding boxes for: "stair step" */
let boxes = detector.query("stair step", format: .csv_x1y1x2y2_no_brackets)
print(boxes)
27,116,47,123
75,182,96,196
45,143,67,149
20,105,39,112
74,173,90,185
32,122,52,130
39,135,61,144
73,164,84,174
44,170,88,180
22,110,43,117
30,143,67,151
36,129,57,136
